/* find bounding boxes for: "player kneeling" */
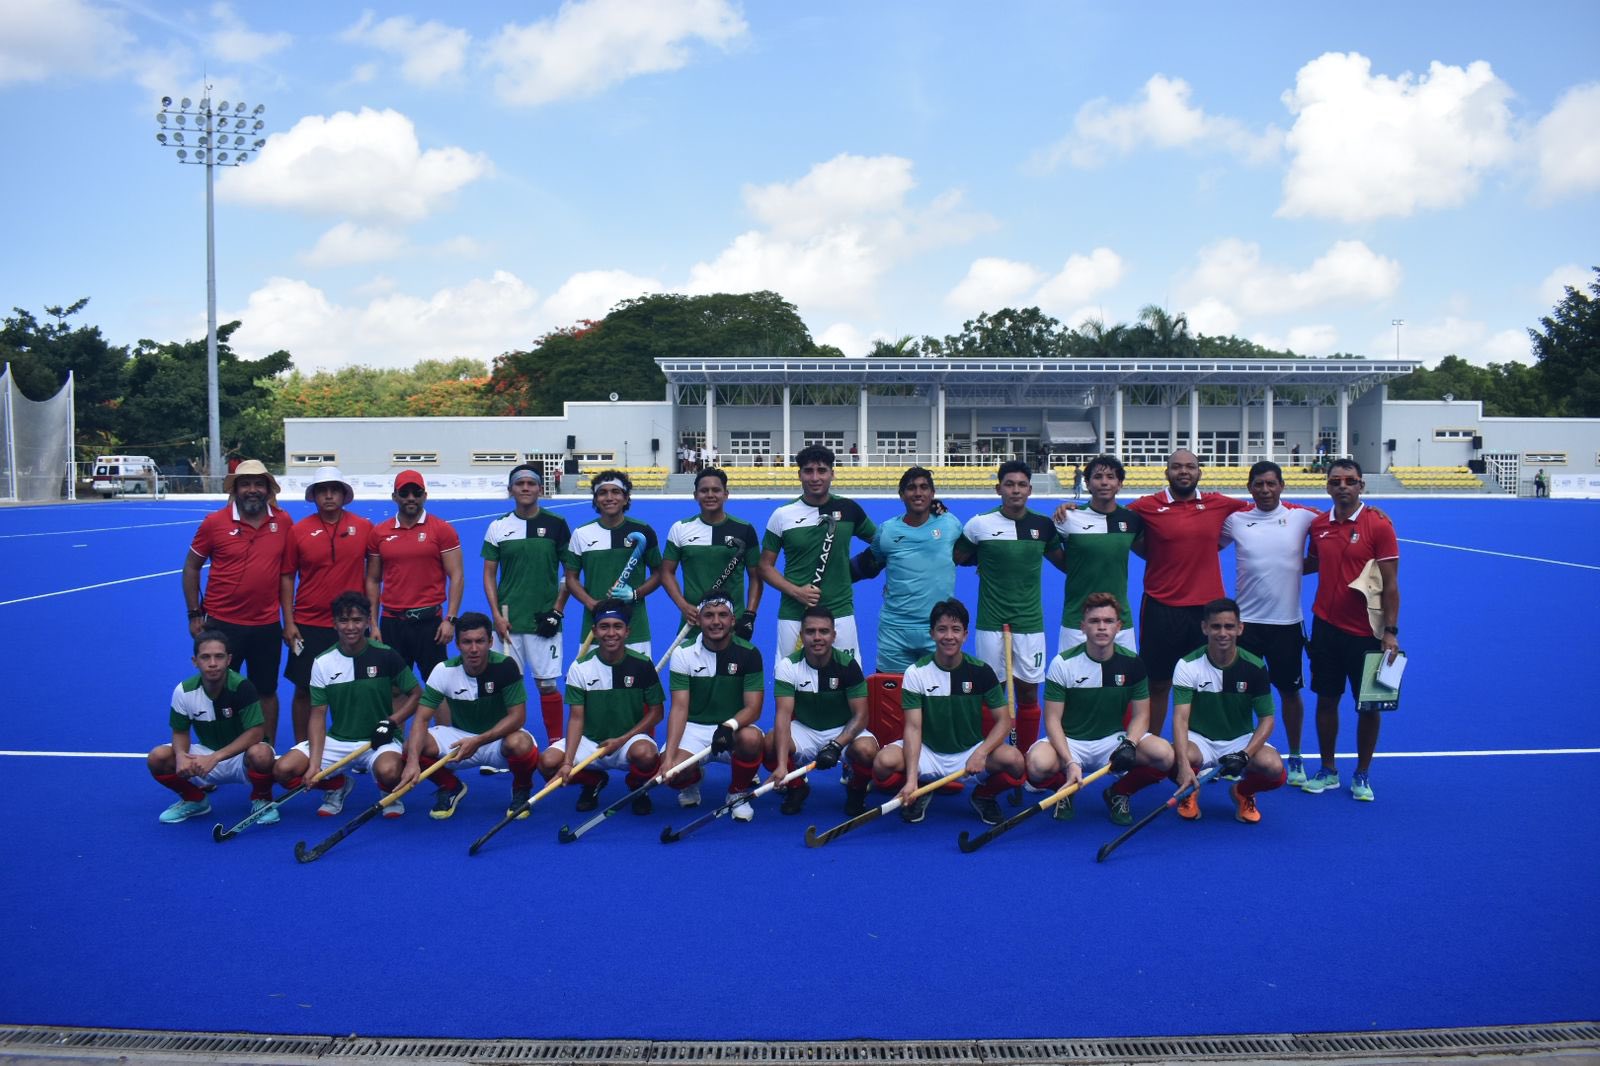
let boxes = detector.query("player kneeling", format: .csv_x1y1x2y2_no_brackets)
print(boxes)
1171,598,1286,823
661,593,765,821
765,605,878,817
540,600,664,816
402,612,540,820
872,599,1025,826
149,630,277,824
1029,593,1174,826
273,592,419,817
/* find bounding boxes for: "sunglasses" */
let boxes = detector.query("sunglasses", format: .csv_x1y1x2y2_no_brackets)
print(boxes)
1327,477,1361,486
396,486,426,498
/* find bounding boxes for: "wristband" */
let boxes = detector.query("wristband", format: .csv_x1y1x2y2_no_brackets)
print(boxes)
187,608,205,619
1383,625,1399,635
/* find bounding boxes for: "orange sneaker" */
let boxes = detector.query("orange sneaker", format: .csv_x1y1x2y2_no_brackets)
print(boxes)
1231,783,1260,824
1177,789,1201,820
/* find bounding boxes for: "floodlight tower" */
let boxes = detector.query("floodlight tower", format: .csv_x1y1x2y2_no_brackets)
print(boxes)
154,91,267,484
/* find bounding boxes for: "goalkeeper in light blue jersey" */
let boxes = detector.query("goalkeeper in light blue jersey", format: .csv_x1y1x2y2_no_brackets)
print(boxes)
851,467,962,673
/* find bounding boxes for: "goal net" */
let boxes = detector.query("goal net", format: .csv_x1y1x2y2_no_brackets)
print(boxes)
1,364,75,502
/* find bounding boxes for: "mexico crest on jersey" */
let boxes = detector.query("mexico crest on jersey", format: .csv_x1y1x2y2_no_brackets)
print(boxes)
932,528,942,538
1113,674,1126,686
1029,528,1039,539
220,705,234,718
346,525,356,537
1117,521,1127,532
366,666,378,678
485,681,495,694
417,531,428,543
269,522,278,533
827,676,839,690
726,662,739,675
1350,531,1361,543
624,675,635,688
1235,681,1248,692
961,680,973,693
537,527,547,537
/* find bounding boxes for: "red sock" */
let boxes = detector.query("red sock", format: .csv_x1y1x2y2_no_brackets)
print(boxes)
539,691,565,743
572,768,606,788
845,762,872,790
671,766,702,790
154,772,205,801
1015,702,1041,751
974,770,1023,798
506,747,539,790
421,756,460,792
1034,770,1067,792
1111,764,1166,796
246,768,274,801
730,756,760,792
317,774,346,792
874,770,906,793
1239,766,1287,796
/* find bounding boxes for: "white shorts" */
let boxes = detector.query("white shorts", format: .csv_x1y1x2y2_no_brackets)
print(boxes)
1058,626,1137,656
975,628,1046,684
292,736,401,774
1185,732,1253,769
499,632,562,683
549,732,659,772
675,719,762,764
427,724,534,770
1027,732,1122,773
889,738,981,780
181,742,261,787
789,720,877,762
776,615,860,664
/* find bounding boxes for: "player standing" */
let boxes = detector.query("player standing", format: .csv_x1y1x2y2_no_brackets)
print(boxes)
482,464,571,745
281,466,373,745
1304,459,1401,801
759,445,876,662
1054,454,1143,655
952,460,1066,755
147,631,277,824
852,466,961,673
564,469,662,658
766,606,878,816
661,467,763,639
366,470,465,683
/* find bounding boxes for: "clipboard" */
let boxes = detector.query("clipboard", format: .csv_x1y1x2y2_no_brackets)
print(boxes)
1357,652,1403,712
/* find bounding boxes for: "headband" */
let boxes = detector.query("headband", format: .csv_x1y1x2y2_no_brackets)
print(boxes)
594,607,629,624
698,592,735,611
592,478,628,493
509,469,542,486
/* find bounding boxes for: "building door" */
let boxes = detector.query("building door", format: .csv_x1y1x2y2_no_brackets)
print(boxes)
1481,452,1521,495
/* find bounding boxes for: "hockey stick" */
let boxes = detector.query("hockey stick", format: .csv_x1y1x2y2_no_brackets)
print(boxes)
1095,766,1220,864
556,717,736,843
804,765,967,848
212,742,373,843
957,764,1112,853
292,746,461,864
468,745,606,856
657,539,750,673
576,530,650,661
795,511,839,651
661,761,816,843
1003,623,1021,806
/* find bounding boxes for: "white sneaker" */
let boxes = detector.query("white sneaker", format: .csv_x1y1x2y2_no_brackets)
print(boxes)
678,781,701,808
729,792,755,822
381,794,405,818
316,777,355,817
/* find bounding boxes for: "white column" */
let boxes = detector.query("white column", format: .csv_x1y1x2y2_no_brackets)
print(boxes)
1240,389,1250,465
1337,385,1350,458
1168,402,1178,454
1311,398,1321,455
1263,384,1275,465
935,386,946,465
705,384,716,458
781,384,791,466
858,386,869,465
970,408,978,448
1188,387,1201,456
1098,397,1108,453
1114,387,1125,458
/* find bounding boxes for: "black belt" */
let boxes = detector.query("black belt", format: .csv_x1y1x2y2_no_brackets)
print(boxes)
385,606,441,621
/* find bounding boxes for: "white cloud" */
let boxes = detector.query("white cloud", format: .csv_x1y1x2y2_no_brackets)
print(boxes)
1370,316,1526,368
541,269,663,326
1034,248,1127,314
746,155,917,237
302,223,409,267
1250,324,1340,356
946,247,1126,317
1481,328,1530,363
220,108,491,222
1184,297,1240,337
1038,74,1282,169
1539,263,1592,307
686,228,884,311
816,323,886,358
1179,238,1402,317
227,273,542,372
0,0,132,85
945,258,1042,313
342,11,469,86
208,2,290,63
486,0,746,107
1534,83,1600,201
1278,52,1517,222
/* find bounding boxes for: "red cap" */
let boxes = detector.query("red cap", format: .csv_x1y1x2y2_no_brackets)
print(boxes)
394,469,427,492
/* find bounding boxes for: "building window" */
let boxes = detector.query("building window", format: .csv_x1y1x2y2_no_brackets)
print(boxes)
471,451,519,465
289,452,337,466
1524,452,1567,465
1433,428,1476,442
802,432,845,453
391,452,438,465
728,431,771,457
875,430,919,454
573,451,616,464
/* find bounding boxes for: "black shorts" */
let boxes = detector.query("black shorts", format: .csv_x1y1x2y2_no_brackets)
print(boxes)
206,619,283,696
1239,620,1306,692
1308,616,1380,702
283,624,338,690
380,611,449,683
1138,596,1206,683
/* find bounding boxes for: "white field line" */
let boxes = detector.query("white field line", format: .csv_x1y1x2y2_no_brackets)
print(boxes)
4,747,1596,760
0,519,206,539
0,567,187,606
1398,537,1600,571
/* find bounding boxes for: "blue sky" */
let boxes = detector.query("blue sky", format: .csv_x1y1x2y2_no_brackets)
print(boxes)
2,1,1596,373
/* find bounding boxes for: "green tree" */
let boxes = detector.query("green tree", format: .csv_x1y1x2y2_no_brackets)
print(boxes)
1134,304,1198,358
939,307,1065,359
0,300,129,455
1529,266,1600,417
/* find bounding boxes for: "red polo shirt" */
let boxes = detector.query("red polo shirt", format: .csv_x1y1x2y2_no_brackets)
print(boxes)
1308,503,1399,637
368,511,461,612
1128,489,1250,607
189,502,294,626
284,511,375,627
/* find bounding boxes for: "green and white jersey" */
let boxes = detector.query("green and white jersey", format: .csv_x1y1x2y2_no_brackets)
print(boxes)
774,647,867,732
1172,647,1274,741
1056,505,1143,628
310,640,419,743
563,517,661,643
956,508,1061,632
664,513,762,606
481,509,571,630
565,648,664,743
669,635,765,726
421,652,527,735
1043,644,1149,741
901,652,1006,755
762,495,876,621
169,670,263,751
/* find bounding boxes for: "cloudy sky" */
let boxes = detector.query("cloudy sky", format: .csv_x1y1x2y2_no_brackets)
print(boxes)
2,0,1596,373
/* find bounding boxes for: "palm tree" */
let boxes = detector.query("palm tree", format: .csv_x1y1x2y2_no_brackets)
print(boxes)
1137,304,1198,358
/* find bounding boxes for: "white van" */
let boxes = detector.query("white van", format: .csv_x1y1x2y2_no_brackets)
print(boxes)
91,455,166,497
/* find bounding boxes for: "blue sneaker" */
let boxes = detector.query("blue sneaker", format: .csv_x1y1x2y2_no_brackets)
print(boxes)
159,797,212,824
250,798,280,826
1301,768,1341,794
1350,772,1374,801
1285,756,1306,787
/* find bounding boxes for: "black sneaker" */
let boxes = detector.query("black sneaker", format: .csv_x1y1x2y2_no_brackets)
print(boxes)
429,782,468,821
1103,787,1133,826
780,780,810,816
844,787,868,817
507,787,532,821
968,791,1003,826
575,771,610,812
630,790,653,816
900,793,932,823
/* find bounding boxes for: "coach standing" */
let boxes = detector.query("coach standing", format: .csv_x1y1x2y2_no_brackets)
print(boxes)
366,470,464,683
183,459,293,746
